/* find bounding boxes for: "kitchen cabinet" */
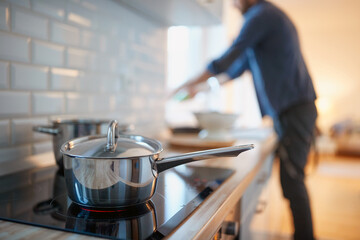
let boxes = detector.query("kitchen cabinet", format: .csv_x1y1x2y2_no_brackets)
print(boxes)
216,153,274,240
167,131,277,239
114,0,223,26
239,154,274,239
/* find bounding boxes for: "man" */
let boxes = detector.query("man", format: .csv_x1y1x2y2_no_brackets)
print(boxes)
174,0,317,239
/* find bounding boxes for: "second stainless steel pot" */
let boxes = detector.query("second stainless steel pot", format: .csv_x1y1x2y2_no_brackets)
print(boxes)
33,119,131,170
61,120,254,207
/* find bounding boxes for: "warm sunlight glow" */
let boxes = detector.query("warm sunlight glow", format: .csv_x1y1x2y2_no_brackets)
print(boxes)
316,97,333,115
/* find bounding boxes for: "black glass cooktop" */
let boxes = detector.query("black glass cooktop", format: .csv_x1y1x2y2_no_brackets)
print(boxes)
0,162,234,239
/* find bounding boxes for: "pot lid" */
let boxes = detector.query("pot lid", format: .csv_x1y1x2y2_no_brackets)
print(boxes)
60,121,162,159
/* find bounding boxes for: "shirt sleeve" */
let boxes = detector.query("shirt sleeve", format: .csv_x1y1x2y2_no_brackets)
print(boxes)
225,53,249,79
207,7,271,75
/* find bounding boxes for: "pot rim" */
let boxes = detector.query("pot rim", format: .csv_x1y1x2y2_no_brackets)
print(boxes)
60,134,164,160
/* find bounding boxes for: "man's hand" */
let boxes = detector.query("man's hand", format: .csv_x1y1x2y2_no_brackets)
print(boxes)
168,70,214,101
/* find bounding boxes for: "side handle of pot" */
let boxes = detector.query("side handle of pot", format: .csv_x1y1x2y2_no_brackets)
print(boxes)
155,144,254,174
33,125,60,135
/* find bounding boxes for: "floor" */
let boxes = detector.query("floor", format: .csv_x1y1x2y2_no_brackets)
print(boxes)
250,153,360,240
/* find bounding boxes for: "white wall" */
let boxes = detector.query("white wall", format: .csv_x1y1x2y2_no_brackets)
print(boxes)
271,0,360,132
0,0,167,163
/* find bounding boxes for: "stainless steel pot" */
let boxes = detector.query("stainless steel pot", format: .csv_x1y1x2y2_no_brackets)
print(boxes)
33,119,131,170
60,120,254,207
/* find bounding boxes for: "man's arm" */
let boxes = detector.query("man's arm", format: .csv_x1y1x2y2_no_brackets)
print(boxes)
171,53,250,98
225,53,250,79
172,6,270,98
171,54,249,99
208,9,270,75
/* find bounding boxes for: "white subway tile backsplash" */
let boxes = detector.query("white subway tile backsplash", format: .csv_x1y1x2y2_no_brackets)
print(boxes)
11,7,48,40
104,37,119,55
109,95,127,111
0,32,29,62
0,120,10,147
131,97,145,109
97,55,117,73
0,145,31,163
0,92,30,116
50,68,79,91
32,92,65,115
0,0,167,162
108,57,117,73
31,0,65,20
11,118,49,144
77,71,97,92
67,48,95,69
80,0,98,12
147,98,161,109
32,40,64,66
0,2,9,31
7,0,30,8
91,95,111,112
99,76,121,93
32,140,52,155
66,93,90,113
95,0,121,17
11,63,48,90
97,17,119,35
51,21,80,46
0,61,9,89
67,2,95,28
80,30,99,50
98,34,107,53
108,95,116,111
122,76,136,93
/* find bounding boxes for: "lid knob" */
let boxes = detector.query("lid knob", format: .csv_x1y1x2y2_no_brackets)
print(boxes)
106,120,118,152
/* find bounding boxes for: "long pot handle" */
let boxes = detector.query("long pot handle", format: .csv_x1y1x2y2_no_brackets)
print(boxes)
155,144,254,174
33,125,60,135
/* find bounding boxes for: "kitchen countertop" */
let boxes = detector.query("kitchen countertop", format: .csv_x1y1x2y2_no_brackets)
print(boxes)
0,129,277,239
164,131,277,239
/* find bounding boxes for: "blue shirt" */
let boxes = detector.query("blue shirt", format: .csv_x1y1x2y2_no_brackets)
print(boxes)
207,0,316,117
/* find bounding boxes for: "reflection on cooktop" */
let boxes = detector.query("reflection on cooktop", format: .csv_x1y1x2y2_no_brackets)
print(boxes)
65,201,157,239
0,164,234,239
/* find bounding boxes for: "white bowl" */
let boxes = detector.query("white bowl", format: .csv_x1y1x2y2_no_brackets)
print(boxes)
193,112,238,140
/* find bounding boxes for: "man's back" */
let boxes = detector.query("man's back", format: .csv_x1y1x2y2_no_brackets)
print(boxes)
207,0,317,114
247,1,316,113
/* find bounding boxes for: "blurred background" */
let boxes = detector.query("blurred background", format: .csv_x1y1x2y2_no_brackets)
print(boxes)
166,0,360,153
1,0,359,164
0,0,359,239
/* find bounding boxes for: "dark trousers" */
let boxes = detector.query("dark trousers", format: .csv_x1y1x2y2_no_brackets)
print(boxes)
277,102,317,240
